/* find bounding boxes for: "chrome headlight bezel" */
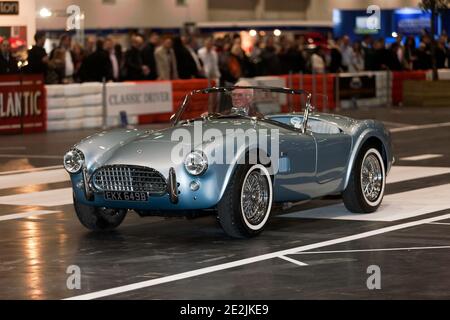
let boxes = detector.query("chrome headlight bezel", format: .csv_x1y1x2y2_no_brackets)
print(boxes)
64,149,85,174
184,151,208,176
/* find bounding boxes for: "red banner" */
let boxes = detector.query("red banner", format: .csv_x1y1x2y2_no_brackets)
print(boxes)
0,74,47,134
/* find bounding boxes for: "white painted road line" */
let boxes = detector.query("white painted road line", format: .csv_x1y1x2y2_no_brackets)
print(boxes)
390,122,450,133
400,154,444,162
282,183,450,222
0,165,63,176
0,169,69,190
292,245,450,256
278,256,308,267
429,222,450,226
0,188,73,207
387,166,450,184
64,212,450,300
0,154,61,160
0,210,59,222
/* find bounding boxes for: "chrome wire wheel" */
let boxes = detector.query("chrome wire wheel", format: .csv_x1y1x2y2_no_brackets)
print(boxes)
240,165,273,230
360,150,384,205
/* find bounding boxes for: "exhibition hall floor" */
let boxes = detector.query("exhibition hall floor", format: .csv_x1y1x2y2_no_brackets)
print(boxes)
1,107,450,300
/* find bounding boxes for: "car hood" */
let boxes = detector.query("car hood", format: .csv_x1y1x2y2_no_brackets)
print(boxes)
83,119,269,173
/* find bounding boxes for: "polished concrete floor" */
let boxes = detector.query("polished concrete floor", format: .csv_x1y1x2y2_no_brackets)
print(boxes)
0,106,450,300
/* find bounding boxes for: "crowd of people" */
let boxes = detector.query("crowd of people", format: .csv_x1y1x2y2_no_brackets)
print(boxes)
1,30,450,84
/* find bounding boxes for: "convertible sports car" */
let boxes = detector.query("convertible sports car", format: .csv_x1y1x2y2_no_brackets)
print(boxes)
64,86,393,238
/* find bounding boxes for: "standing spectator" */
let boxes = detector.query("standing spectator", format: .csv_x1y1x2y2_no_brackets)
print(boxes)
0,39,18,74
114,43,124,79
142,32,159,80
414,42,432,70
372,39,389,70
436,35,447,69
404,36,417,70
104,37,120,82
79,39,113,82
279,39,305,74
173,36,198,79
51,34,75,83
26,32,48,77
340,35,354,72
46,48,65,84
260,37,282,75
348,42,365,72
72,42,85,82
328,39,343,73
198,37,221,80
183,36,203,77
85,36,97,56
310,46,326,74
387,43,403,71
154,36,178,80
124,34,149,81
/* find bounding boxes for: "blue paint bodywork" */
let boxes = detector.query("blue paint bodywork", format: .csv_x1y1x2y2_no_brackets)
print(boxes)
68,110,393,212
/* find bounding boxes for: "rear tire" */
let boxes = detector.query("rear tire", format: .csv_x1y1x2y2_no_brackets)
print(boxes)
343,147,386,213
217,164,273,238
73,194,127,231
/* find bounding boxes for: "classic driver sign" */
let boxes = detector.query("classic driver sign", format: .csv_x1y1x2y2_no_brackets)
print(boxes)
0,75,47,134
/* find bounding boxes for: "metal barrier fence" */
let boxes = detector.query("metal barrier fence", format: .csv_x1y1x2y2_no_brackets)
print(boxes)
0,70,435,134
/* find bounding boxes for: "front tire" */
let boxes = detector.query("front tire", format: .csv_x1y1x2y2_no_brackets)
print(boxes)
217,164,273,238
343,147,386,213
73,194,127,231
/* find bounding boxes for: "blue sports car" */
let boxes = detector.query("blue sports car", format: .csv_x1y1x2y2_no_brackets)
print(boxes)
64,86,394,238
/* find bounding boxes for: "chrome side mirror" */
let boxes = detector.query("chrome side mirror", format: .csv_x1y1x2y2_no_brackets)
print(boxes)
301,94,314,134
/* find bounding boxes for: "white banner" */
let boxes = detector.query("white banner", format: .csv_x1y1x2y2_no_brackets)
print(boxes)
106,81,173,117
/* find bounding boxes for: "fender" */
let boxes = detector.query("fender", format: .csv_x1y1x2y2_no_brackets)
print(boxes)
343,127,391,190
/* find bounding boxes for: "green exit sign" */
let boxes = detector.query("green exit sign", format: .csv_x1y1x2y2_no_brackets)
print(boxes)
0,1,19,15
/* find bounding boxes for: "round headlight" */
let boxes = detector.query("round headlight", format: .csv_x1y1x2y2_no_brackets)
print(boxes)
64,149,85,174
185,151,208,176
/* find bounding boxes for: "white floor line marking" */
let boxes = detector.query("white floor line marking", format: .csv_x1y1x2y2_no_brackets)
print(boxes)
429,222,450,226
400,154,444,161
282,183,450,222
390,122,450,133
0,165,63,176
0,154,61,160
0,169,69,190
0,188,73,207
382,121,410,128
278,255,308,267
64,212,450,300
387,166,450,184
292,245,450,255
0,210,59,222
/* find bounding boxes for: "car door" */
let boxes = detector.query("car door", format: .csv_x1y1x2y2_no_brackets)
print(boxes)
273,130,318,202
313,131,352,188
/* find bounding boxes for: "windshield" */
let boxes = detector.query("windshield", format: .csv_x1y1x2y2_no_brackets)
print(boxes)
174,87,313,125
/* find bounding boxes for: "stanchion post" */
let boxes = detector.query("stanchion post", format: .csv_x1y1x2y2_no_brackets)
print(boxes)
386,70,392,108
288,71,293,111
323,72,328,112
299,71,304,111
335,73,341,111
102,77,107,129
312,69,317,108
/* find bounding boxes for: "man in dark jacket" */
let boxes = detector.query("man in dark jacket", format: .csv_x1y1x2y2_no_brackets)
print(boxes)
0,39,18,74
79,39,113,82
26,32,48,76
124,34,149,81
141,32,159,80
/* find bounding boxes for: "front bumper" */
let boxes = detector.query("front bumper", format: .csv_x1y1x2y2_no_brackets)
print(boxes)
70,167,223,211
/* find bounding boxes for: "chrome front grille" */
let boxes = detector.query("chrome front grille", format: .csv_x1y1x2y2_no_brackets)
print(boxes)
92,165,167,195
